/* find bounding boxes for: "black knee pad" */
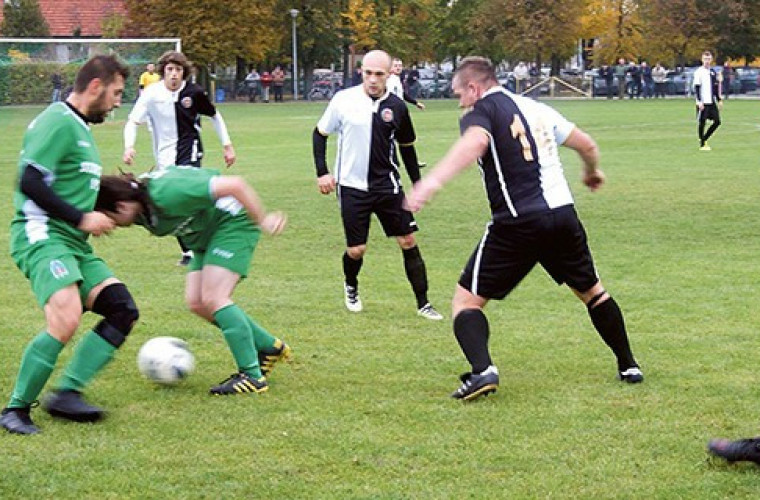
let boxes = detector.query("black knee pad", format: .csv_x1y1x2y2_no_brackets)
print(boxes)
91,283,139,348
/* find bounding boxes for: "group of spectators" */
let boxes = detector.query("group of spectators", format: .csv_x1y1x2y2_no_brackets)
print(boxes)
597,58,669,99
243,65,287,102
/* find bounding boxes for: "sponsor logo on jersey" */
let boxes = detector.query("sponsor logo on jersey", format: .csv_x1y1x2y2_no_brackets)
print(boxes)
79,162,102,176
181,97,193,108
77,140,92,148
212,248,234,259
49,259,69,280
381,108,394,123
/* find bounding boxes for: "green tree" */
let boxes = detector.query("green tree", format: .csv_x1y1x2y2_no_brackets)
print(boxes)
712,0,760,64
638,0,713,68
581,0,643,65
1,0,50,37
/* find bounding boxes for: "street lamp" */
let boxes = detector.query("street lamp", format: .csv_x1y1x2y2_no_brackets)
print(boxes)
290,9,299,101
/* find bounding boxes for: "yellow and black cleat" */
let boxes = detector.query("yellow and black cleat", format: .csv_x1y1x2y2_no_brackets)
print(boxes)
258,339,293,377
210,372,268,395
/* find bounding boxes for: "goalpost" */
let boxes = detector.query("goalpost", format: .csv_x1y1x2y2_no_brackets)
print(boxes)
0,37,181,105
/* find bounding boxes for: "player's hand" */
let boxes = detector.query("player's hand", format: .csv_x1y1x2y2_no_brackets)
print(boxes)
123,147,136,165
223,144,236,168
583,169,606,192
317,174,336,195
416,102,426,110
697,102,704,111
404,177,442,212
260,212,287,236
78,212,115,236
718,100,724,110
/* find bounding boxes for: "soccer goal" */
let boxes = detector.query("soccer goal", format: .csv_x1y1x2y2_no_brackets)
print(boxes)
0,37,180,105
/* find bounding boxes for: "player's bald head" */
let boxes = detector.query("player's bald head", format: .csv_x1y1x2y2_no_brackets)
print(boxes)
363,50,392,71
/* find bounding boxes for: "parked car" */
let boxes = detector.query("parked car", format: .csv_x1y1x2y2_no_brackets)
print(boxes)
417,68,451,98
665,71,689,95
734,67,758,93
587,68,619,97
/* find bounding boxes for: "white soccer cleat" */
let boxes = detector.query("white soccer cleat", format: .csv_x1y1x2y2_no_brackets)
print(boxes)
417,303,443,320
344,283,362,312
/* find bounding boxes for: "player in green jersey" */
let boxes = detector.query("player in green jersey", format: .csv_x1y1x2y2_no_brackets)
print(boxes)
1,55,134,435
95,166,290,395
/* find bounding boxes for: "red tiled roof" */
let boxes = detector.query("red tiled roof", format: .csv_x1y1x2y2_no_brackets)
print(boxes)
1,0,127,37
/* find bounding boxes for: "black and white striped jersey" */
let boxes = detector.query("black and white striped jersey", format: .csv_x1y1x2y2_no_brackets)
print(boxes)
460,87,576,221
317,85,415,193
128,81,219,168
693,66,720,104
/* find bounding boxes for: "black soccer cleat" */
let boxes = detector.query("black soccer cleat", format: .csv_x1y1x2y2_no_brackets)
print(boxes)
451,367,499,402
258,339,292,378
618,366,644,384
43,390,105,423
210,372,269,395
708,438,760,464
1,407,40,435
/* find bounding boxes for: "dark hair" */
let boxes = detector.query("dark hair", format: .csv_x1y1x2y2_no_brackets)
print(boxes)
73,55,130,93
157,50,191,78
454,56,498,87
96,174,149,213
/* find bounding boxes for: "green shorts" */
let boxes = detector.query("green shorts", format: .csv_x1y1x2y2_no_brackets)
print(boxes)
12,241,114,308
188,221,261,278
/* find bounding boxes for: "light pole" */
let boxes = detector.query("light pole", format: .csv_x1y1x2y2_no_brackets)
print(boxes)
290,9,299,101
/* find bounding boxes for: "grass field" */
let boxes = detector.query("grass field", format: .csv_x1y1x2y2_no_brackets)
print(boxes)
2,95,760,498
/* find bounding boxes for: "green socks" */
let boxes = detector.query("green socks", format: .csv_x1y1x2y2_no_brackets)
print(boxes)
214,304,263,379
56,330,117,392
8,332,63,409
245,315,277,352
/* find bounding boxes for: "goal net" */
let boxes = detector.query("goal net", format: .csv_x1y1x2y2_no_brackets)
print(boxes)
0,37,180,105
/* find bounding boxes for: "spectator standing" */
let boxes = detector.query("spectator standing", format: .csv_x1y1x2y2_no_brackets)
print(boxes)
260,71,272,102
641,61,654,98
513,61,529,94
271,65,285,102
626,61,641,98
614,58,627,99
50,71,63,102
138,62,160,96
652,62,667,98
599,64,614,99
405,64,421,100
351,62,363,87
723,63,734,99
245,68,260,102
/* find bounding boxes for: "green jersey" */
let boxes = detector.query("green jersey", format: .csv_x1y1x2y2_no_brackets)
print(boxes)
11,102,102,252
138,165,256,251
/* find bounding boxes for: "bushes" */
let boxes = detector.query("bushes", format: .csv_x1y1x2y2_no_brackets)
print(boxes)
0,61,145,105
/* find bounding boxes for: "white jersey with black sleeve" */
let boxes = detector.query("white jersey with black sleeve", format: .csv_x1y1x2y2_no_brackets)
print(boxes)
692,66,719,105
459,87,576,221
316,84,415,194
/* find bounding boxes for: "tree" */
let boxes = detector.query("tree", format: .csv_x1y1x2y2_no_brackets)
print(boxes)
581,0,643,65
712,0,760,64
1,0,50,37
434,0,484,65
638,0,714,68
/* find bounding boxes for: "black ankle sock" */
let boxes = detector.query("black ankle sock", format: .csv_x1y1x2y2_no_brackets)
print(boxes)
343,252,363,288
453,309,492,373
588,297,637,370
402,246,429,309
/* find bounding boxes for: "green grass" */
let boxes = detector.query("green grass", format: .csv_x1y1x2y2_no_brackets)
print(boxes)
2,96,760,498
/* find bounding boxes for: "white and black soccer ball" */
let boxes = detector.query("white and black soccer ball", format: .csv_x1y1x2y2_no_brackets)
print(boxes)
137,336,195,385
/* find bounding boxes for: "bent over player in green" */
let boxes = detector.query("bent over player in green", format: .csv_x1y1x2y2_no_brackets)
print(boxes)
1,55,135,435
95,166,290,395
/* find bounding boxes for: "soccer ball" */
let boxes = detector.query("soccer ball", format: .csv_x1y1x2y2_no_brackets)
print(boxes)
137,336,195,385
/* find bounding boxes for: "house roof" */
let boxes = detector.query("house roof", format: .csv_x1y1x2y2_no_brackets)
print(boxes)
1,0,127,37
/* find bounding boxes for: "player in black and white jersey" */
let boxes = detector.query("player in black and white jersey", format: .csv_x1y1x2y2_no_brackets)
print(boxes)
312,49,442,320
407,56,643,401
388,58,425,110
123,51,236,265
693,50,722,151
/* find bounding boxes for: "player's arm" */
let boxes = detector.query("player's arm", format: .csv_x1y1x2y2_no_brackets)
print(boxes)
209,113,235,167
398,142,421,184
210,176,286,236
405,126,488,212
403,91,425,110
20,164,113,235
123,95,149,165
562,127,603,192
313,127,336,195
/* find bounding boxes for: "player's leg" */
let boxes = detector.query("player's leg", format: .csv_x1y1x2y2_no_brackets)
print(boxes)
696,106,709,149
378,191,441,319
702,106,721,145
46,267,139,422
198,265,267,394
340,188,371,312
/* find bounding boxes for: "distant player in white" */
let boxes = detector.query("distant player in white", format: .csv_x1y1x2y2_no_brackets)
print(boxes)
388,58,425,110
123,51,236,265
692,50,722,151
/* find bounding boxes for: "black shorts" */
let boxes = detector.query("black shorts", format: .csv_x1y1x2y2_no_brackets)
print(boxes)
459,205,599,299
339,186,418,247
696,104,720,122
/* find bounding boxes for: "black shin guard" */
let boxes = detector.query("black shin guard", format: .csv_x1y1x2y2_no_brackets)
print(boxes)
402,246,429,309
91,283,139,348
588,296,637,370
342,252,363,287
453,309,492,374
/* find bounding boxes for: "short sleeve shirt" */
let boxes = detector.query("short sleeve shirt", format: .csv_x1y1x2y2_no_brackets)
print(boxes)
11,102,102,251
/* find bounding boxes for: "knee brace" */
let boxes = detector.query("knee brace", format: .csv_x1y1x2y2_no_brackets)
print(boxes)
91,283,139,348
